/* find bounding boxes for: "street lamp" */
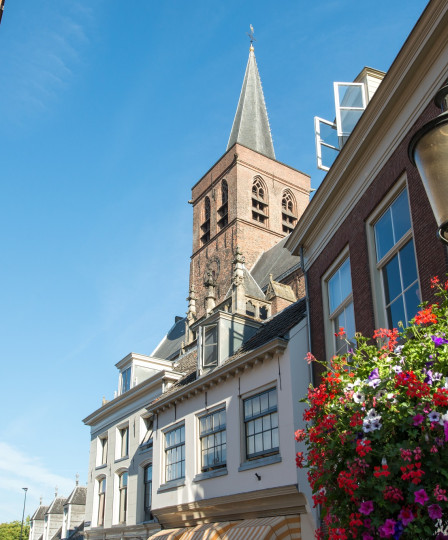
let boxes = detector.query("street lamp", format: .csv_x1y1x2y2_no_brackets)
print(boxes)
409,85,448,244
19,488,28,540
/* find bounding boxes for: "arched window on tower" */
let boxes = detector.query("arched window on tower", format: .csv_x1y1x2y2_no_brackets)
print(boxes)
281,190,297,233
201,196,211,245
218,180,228,230
252,177,268,225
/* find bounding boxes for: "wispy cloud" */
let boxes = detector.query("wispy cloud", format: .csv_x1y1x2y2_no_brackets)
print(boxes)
0,443,74,521
0,1,95,127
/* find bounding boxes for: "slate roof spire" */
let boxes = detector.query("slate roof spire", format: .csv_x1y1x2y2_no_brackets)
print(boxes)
227,44,275,159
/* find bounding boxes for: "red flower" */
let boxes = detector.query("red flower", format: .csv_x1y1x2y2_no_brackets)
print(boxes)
294,429,306,442
431,276,441,289
295,451,305,468
383,485,404,502
415,305,437,325
373,464,391,478
356,439,372,457
433,388,448,407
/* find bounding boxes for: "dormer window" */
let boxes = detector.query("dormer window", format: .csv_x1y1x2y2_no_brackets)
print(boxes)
201,197,211,245
252,177,268,224
217,180,228,230
120,367,131,394
281,190,297,234
202,324,218,369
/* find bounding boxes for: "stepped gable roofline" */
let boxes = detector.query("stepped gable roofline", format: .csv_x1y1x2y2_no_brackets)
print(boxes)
250,234,301,291
227,45,275,159
265,276,297,302
148,299,306,411
31,506,49,520
150,316,186,361
46,497,66,515
65,486,87,506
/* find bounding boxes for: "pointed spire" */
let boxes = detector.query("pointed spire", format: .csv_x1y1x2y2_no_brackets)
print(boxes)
227,44,275,159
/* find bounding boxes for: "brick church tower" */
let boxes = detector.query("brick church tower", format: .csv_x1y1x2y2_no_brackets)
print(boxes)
188,44,310,324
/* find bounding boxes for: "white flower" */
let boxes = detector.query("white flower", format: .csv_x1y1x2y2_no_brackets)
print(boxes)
392,365,402,374
354,392,365,403
366,408,378,419
428,411,441,423
362,419,372,433
376,389,387,399
439,411,448,426
344,383,355,392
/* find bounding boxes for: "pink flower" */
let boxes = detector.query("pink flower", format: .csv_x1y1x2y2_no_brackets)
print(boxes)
398,507,414,526
413,414,425,426
363,519,372,528
359,501,374,515
428,503,443,520
362,534,374,540
435,485,448,502
414,488,429,505
378,519,396,538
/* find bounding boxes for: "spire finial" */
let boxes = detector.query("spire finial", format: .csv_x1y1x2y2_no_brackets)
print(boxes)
247,24,256,51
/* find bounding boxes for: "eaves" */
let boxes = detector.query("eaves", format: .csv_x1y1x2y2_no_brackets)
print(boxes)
147,337,288,414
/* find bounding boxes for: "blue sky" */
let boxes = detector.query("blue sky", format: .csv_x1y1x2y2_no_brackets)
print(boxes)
0,0,429,523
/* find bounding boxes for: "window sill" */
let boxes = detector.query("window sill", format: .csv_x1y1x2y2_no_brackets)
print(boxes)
95,464,107,470
193,468,228,483
238,454,281,472
157,478,185,493
114,456,129,464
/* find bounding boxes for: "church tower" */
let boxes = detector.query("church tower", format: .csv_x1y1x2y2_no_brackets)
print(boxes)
188,44,310,323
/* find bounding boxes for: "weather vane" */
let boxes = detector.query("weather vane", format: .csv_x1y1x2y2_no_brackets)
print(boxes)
247,24,256,45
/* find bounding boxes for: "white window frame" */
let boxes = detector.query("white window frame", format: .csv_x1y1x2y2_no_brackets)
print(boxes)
334,82,367,138
93,475,106,528
143,462,153,521
314,116,339,171
96,435,108,467
197,406,227,472
120,366,132,395
163,423,185,483
243,387,279,461
112,468,128,525
116,424,129,460
140,414,153,448
367,178,420,330
199,323,219,373
322,247,355,359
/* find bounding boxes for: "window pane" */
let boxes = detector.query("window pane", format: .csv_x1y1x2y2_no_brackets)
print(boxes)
387,296,406,328
339,258,352,302
268,389,277,408
404,282,421,324
321,144,339,170
400,240,418,290
375,209,394,261
255,433,263,453
383,254,401,304
252,397,261,416
391,190,411,242
338,84,364,108
260,392,269,414
271,412,278,429
263,431,271,450
272,427,279,448
328,270,341,314
344,302,355,341
340,109,364,136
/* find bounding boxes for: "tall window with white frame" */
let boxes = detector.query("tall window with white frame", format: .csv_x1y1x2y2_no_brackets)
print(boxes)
119,426,129,458
120,367,131,394
244,388,278,460
165,425,185,482
98,436,108,465
199,408,226,472
373,188,420,329
327,257,355,355
97,477,106,527
143,464,152,521
202,324,218,370
118,472,128,524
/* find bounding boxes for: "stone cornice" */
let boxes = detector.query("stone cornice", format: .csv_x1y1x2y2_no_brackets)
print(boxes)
83,371,183,426
148,337,288,414
286,0,448,266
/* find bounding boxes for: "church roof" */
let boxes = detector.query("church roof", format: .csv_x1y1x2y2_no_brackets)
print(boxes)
46,497,66,515
250,235,301,291
151,316,186,361
227,46,275,159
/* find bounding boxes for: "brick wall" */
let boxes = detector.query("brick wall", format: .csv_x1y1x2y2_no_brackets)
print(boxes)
307,100,447,374
190,144,310,319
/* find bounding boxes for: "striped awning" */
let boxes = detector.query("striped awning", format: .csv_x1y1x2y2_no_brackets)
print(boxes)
149,528,189,540
148,515,301,540
179,521,235,540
